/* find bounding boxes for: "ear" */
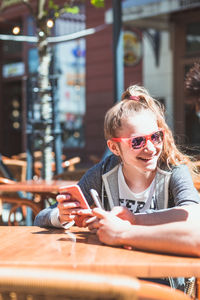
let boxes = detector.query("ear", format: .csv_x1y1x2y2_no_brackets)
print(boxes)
107,140,120,156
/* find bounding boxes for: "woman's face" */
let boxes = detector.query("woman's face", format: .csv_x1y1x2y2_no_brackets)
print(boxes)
108,110,163,173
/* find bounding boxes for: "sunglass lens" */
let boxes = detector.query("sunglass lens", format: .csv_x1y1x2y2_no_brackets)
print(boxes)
131,136,146,149
151,131,164,144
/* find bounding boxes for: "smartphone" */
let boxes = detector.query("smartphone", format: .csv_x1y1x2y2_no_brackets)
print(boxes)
90,189,103,208
59,184,90,209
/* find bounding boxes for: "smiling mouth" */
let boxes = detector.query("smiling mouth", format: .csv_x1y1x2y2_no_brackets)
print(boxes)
137,157,154,162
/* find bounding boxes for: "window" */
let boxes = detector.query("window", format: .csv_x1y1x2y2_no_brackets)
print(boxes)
184,64,200,149
186,23,200,54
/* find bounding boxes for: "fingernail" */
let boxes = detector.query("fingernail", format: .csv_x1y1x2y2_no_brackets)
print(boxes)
85,216,97,224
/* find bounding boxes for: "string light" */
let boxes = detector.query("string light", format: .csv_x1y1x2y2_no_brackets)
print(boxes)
12,26,20,35
39,31,45,37
47,19,54,28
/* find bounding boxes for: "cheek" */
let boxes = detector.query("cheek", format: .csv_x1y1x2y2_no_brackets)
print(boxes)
118,144,134,158
156,143,163,154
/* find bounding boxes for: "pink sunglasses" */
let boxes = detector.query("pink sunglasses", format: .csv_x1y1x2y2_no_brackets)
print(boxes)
111,130,164,150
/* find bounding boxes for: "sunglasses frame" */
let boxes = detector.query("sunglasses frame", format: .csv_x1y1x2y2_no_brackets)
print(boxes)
111,129,164,150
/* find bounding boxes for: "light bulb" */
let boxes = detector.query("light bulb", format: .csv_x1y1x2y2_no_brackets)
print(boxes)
12,26,20,35
47,19,54,28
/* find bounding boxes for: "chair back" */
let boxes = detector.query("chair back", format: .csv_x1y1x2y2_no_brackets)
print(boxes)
0,267,192,300
138,279,192,300
0,267,138,300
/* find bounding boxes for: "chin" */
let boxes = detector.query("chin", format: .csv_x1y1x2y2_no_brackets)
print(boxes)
143,162,158,172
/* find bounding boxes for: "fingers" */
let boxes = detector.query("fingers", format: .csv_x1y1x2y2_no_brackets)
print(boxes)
92,208,108,219
85,216,97,225
57,192,93,227
88,219,101,231
57,194,81,215
76,209,93,216
57,197,81,224
59,211,76,225
56,193,71,203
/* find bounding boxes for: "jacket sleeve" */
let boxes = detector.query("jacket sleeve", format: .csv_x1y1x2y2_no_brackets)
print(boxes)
34,203,57,227
170,164,200,206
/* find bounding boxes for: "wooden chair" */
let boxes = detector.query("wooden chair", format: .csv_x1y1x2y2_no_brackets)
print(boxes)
0,155,30,225
0,155,27,182
34,156,81,177
12,151,81,178
12,150,67,161
138,280,192,300
0,154,81,225
0,267,192,300
0,155,45,225
0,177,41,226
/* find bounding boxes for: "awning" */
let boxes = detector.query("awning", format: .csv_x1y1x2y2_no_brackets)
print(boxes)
105,0,200,30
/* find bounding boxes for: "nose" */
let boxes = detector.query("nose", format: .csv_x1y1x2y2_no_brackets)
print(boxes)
144,139,156,152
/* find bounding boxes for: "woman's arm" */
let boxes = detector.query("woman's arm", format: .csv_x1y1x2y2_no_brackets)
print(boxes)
130,164,200,226
110,204,199,226
92,205,200,257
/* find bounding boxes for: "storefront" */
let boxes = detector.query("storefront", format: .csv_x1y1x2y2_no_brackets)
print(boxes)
0,1,143,164
0,14,24,156
172,9,200,151
120,0,200,154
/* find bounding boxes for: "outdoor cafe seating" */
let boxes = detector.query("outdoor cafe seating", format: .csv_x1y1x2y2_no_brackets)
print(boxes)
0,153,81,225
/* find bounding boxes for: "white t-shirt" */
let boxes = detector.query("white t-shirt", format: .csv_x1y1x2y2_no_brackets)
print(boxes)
118,164,156,213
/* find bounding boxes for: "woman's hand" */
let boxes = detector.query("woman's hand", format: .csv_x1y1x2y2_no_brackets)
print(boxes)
92,208,132,246
57,194,92,227
111,206,136,224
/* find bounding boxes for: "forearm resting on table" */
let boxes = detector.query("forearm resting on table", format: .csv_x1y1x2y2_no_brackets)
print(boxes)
133,204,200,226
119,221,200,257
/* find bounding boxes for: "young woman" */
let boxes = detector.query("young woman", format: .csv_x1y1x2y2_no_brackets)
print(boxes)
34,85,200,254
34,84,200,293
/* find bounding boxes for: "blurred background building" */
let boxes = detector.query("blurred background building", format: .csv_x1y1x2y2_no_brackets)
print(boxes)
0,0,199,170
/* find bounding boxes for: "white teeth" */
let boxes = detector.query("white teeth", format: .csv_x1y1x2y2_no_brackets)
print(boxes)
138,157,152,161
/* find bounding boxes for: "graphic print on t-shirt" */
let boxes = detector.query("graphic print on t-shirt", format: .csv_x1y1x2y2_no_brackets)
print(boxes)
118,164,156,213
119,195,156,213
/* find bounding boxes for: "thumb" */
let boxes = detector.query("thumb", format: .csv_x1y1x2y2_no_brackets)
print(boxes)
92,208,107,219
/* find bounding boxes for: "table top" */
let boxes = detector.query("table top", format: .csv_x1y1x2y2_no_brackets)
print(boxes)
0,226,200,278
0,180,77,194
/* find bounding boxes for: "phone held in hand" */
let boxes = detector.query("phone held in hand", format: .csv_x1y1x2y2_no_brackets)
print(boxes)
90,189,103,208
59,184,90,209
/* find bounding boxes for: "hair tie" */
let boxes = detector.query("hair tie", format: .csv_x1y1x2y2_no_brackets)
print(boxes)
129,95,140,101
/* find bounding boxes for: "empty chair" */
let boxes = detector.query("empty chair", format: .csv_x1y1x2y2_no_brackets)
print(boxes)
11,151,81,178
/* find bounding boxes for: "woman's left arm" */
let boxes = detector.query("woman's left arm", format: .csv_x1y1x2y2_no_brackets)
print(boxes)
93,207,200,257
115,204,200,226
130,165,200,226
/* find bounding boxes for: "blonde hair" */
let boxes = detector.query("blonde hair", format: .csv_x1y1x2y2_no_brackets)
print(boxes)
104,85,196,172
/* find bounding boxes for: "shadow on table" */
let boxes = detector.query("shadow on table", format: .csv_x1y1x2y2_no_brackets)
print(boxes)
32,228,101,246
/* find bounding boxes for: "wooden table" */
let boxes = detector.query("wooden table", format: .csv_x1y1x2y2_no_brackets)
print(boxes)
0,226,200,286
0,179,77,194
0,180,77,225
